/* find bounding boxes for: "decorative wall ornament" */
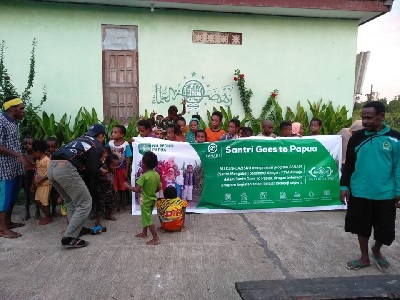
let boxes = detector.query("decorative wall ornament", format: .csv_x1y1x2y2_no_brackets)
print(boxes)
152,72,234,113
192,30,242,45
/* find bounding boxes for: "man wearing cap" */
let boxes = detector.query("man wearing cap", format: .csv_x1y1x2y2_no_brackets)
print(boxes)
340,101,400,271
0,96,32,238
48,124,106,248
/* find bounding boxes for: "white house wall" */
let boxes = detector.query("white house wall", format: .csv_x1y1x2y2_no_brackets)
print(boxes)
0,0,357,121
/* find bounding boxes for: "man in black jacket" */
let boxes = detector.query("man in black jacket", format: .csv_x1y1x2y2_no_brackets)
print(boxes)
48,124,106,248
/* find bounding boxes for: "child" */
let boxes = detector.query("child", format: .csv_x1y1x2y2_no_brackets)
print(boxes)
175,116,186,142
257,120,276,137
31,140,52,225
220,119,240,140
205,111,225,142
166,123,180,141
185,118,199,143
155,127,165,140
156,114,164,126
95,153,119,227
195,130,207,143
108,125,133,213
182,164,195,201
46,136,61,217
21,136,38,220
310,117,322,135
156,186,188,232
238,126,246,137
165,168,176,188
160,100,187,130
292,122,304,137
240,127,253,138
124,151,161,245
138,119,156,138
280,121,293,137
175,172,184,198
45,136,58,156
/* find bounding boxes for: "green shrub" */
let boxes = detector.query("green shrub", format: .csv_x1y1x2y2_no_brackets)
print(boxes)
0,39,47,138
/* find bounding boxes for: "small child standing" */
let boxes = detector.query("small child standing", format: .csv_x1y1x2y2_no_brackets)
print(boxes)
124,151,161,245
46,137,61,217
108,125,132,213
156,186,187,232
182,164,195,201
95,153,119,227
22,136,39,220
31,140,52,225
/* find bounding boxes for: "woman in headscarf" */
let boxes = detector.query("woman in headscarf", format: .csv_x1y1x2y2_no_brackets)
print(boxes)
185,118,200,143
292,122,304,137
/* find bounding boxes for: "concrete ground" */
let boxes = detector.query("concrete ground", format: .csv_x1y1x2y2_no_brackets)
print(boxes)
1,207,399,300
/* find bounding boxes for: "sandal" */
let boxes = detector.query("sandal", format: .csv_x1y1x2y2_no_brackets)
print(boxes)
346,259,371,270
371,254,390,272
62,237,88,248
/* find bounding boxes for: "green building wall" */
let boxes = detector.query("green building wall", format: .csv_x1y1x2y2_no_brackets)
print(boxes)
0,0,357,121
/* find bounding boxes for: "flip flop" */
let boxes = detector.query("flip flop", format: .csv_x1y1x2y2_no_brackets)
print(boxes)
346,259,371,270
63,238,88,248
371,254,390,272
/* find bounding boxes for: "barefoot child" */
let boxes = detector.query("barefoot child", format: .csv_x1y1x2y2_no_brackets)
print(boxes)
124,151,161,245
22,136,39,220
108,125,132,213
31,140,52,225
156,186,187,232
46,137,61,217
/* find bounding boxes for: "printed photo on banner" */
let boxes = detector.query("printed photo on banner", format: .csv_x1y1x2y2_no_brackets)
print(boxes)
132,138,201,213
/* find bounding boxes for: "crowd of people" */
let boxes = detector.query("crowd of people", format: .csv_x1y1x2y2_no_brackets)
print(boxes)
0,96,399,271
136,101,324,143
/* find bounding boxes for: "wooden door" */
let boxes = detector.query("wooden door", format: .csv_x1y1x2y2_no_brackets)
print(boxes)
102,26,138,124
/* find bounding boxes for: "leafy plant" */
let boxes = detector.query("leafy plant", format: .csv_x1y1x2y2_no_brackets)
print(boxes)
234,69,253,118
0,39,47,138
308,100,351,134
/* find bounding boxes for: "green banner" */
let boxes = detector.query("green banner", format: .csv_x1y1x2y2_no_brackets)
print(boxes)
191,138,340,210
131,136,342,214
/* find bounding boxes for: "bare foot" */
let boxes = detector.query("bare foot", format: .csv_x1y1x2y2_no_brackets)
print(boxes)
8,222,25,229
146,238,160,245
135,233,147,238
38,218,51,225
0,229,22,238
180,226,188,232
